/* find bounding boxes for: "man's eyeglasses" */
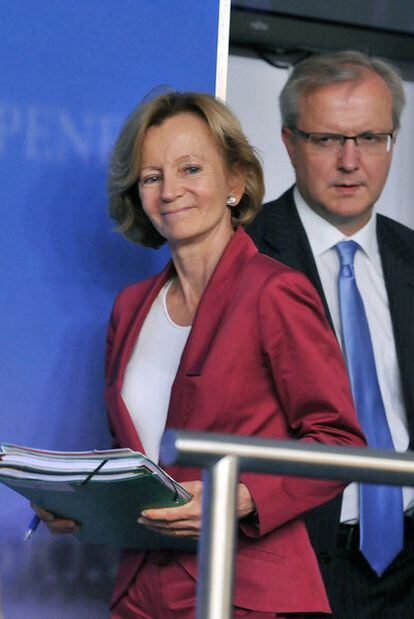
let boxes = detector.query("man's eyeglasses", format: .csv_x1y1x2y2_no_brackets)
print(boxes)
290,127,394,155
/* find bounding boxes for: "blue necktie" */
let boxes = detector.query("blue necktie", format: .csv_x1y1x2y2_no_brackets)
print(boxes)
336,240,403,576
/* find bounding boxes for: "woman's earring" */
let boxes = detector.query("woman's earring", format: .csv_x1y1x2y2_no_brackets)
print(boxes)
226,195,237,206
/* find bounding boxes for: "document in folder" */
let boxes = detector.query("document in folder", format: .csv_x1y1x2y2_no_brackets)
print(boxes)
0,444,196,551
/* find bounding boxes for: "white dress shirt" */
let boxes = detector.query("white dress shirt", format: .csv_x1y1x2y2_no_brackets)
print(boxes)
294,187,414,521
121,279,191,463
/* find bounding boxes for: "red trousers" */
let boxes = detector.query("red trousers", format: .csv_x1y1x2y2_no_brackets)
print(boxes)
111,551,308,619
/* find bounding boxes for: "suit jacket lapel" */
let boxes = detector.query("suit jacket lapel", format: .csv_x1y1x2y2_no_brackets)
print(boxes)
106,263,174,452
378,216,414,437
109,264,174,388
260,188,334,329
179,227,258,375
166,227,258,429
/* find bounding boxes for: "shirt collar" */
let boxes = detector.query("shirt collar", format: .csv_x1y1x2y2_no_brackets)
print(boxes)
294,186,381,268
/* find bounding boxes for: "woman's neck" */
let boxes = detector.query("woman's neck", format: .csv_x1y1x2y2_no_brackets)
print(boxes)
167,227,234,326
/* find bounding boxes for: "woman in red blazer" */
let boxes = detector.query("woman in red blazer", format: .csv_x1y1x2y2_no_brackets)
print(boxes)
37,92,366,617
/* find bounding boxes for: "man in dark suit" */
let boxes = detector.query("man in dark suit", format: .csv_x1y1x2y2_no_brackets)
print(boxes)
247,51,414,618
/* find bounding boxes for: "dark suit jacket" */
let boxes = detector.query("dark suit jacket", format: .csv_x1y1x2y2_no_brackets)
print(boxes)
247,186,414,585
105,227,365,613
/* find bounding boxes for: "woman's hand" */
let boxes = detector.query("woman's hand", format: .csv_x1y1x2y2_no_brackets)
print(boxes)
30,503,80,535
138,481,255,539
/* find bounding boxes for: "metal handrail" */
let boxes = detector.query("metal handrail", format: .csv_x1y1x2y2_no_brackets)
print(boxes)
161,430,414,619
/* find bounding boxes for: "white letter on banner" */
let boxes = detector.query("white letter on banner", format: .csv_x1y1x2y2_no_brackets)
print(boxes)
26,105,54,161
0,103,22,154
58,112,91,161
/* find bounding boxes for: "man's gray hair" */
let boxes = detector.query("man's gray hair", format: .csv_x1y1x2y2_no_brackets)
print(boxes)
280,50,406,130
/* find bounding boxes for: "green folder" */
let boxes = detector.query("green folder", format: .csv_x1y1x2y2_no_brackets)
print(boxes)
0,445,196,552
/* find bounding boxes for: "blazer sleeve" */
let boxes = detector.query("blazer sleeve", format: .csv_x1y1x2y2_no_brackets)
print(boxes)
239,269,366,538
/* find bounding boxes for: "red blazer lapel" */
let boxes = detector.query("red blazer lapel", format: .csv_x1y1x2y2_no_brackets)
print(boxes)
179,227,257,375
107,263,174,387
106,261,174,451
166,228,258,429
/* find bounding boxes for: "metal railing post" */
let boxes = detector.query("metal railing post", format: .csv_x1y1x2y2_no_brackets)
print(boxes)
197,455,239,619
161,430,414,617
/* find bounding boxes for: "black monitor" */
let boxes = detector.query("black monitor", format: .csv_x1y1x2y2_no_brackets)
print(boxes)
230,0,414,78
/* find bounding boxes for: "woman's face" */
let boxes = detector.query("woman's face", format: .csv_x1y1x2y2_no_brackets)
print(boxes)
138,112,243,248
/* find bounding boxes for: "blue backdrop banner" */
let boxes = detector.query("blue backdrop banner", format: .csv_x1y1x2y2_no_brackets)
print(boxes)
0,1,223,617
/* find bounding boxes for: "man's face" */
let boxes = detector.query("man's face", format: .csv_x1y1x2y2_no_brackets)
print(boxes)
282,72,395,234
